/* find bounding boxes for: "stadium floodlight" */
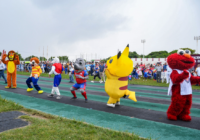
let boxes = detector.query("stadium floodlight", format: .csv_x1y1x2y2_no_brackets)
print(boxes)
141,39,146,63
194,36,200,54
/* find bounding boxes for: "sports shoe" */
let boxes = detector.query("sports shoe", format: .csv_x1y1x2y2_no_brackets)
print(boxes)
116,102,120,106
27,88,33,92
71,97,77,100
48,94,54,98
107,104,115,108
56,96,61,99
85,99,88,103
91,81,94,83
38,90,43,94
99,81,103,83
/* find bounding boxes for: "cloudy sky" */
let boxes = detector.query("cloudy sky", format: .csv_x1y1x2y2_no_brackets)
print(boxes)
0,0,200,61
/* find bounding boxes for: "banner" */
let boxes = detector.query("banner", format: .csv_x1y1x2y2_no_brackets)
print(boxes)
191,54,200,69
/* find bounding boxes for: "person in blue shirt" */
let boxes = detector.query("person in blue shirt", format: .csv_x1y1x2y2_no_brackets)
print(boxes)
99,62,105,83
147,70,152,79
85,62,91,75
163,63,167,71
91,62,101,83
90,62,95,76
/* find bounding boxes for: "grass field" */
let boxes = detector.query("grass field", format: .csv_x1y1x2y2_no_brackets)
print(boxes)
14,71,200,90
0,95,147,140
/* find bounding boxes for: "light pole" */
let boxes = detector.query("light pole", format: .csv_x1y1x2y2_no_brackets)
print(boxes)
141,39,146,64
194,36,200,54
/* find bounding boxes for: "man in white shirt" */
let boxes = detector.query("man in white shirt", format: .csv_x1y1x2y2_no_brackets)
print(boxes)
195,64,200,86
0,59,7,83
195,64,200,76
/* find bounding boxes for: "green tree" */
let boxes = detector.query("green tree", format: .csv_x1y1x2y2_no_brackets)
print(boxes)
145,51,169,58
169,48,196,55
129,51,140,58
25,55,39,61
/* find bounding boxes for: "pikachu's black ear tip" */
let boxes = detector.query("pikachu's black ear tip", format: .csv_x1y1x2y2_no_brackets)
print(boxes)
127,44,129,47
117,51,121,59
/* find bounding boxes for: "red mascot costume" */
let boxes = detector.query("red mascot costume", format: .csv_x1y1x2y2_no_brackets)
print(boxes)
167,49,200,121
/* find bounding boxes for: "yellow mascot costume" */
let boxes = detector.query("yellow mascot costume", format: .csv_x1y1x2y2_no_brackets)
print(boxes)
105,44,137,107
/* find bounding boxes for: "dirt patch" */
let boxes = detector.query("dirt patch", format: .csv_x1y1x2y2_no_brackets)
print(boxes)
20,111,48,120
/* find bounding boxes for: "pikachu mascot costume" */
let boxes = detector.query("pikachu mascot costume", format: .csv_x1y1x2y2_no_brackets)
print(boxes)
2,50,20,88
105,44,137,107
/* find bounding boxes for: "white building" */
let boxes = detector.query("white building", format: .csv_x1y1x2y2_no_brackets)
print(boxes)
131,58,167,66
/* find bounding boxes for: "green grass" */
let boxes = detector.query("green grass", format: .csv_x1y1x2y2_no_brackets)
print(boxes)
13,71,200,90
0,96,147,140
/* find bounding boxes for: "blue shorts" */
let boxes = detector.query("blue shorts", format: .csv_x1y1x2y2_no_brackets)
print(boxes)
73,82,86,90
54,75,62,87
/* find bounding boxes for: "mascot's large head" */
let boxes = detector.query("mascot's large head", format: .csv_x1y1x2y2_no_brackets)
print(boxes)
52,57,59,64
74,58,85,73
106,44,133,77
7,50,16,61
30,57,39,66
167,49,195,70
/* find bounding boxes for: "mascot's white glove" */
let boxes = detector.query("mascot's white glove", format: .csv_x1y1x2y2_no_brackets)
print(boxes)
34,74,38,79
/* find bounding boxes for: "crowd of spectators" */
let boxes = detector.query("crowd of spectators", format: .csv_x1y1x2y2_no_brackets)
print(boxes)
1,59,200,86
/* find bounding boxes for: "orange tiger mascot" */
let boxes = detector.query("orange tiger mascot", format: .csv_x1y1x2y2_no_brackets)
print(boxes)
2,50,20,88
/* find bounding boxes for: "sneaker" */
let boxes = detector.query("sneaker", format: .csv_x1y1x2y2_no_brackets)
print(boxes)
85,99,88,103
48,94,54,98
38,90,43,94
116,102,120,106
99,81,103,83
71,97,77,100
56,96,61,99
107,104,115,108
91,81,94,83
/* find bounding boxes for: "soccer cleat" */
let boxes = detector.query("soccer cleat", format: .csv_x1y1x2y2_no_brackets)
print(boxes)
56,96,61,100
107,104,115,108
38,90,43,94
27,88,33,92
48,94,54,98
116,101,120,106
71,97,77,100
85,99,88,103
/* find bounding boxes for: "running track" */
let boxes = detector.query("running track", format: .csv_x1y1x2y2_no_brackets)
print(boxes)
0,74,200,140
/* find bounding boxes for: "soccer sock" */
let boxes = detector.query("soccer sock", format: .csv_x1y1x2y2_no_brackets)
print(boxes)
71,91,77,98
81,91,87,99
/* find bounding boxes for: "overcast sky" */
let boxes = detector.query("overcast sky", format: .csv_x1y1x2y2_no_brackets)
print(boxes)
0,0,200,61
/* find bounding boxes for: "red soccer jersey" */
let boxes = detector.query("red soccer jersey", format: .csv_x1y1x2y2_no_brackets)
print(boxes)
72,70,88,84
53,63,62,74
